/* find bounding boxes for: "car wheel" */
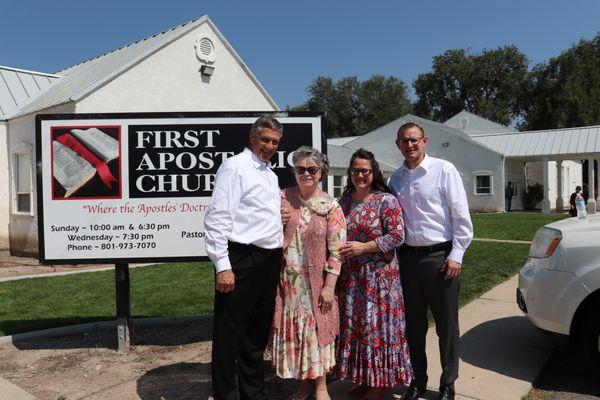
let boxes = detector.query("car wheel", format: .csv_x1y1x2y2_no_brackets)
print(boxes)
578,305,600,369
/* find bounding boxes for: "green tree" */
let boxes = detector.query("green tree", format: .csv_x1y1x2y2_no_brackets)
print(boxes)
292,75,412,137
414,46,530,126
524,33,600,130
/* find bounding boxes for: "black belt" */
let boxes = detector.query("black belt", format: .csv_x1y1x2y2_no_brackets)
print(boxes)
403,241,452,255
228,241,280,256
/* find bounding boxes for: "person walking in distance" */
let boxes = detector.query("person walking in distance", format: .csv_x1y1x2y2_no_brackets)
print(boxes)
505,181,514,212
569,186,582,217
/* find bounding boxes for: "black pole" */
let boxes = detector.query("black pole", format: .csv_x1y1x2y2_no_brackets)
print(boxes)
115,263,131,352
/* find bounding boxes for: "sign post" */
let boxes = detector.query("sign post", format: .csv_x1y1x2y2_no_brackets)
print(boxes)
115,263,131,352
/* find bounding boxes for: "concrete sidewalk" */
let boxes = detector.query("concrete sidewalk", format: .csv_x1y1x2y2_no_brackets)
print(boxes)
329,275,552,400
0,379,37,400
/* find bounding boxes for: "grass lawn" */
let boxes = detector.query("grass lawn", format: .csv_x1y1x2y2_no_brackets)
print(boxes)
471,212,570,241
1,212,556,337
0,262,214,336
460,241,530,307
0,240,531,336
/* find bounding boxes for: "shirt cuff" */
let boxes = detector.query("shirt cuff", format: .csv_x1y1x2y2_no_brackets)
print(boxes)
214,256,232,273
447,248,465,264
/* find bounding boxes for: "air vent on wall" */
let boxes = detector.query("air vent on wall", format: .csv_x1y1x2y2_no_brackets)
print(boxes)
195,36,216,64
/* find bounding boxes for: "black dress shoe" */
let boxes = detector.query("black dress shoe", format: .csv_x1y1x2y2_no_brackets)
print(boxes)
437,386,455,400
400,384,426,400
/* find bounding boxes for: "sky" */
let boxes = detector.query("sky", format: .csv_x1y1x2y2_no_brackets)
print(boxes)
2,0,600,109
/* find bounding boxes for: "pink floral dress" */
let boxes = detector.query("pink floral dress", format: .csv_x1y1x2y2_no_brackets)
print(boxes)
335,192,413,387
270,196,346,379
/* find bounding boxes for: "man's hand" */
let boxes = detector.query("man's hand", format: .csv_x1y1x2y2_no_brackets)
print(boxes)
440,259,461,280
215,269,235,293
319,286,335,314
281,206,291,225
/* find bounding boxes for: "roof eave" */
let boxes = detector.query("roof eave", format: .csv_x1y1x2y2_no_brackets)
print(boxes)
8,100,76,120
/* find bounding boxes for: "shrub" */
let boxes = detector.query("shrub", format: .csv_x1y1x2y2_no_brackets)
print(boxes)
524,183,544,210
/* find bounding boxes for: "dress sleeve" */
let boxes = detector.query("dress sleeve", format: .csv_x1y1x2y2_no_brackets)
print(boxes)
373,193,405,253
325,200,347,275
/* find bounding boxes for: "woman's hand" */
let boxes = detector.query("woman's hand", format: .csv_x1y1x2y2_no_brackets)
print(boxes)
339,241,371,258
319,286,335,313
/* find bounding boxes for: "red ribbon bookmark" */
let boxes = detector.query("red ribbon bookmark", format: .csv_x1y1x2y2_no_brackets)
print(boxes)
56,133,118,189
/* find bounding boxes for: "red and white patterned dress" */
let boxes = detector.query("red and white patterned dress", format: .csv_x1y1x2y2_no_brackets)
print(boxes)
270,196,346,379
335,192,413,387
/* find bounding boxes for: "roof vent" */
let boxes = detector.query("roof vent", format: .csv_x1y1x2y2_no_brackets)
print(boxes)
459,116,469,128
195,36,216,64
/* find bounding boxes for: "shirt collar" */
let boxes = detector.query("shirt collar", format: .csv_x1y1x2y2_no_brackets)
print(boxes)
244,147,272,169
402,153,430,173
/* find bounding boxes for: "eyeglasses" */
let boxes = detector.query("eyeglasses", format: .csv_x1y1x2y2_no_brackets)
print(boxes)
398,136,424,146
294,166,320,175
350,168,372,176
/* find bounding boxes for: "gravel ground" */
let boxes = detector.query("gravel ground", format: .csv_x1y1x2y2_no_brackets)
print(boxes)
0,318,299,400
0,250,113,279
528,351,600,400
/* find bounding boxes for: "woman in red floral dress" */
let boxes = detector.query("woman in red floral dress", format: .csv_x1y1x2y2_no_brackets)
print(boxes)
336,148,413,400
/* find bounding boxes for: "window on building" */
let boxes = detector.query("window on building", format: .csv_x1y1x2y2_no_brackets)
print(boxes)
474,173,493,195
333,175,345,199
14,152,32,213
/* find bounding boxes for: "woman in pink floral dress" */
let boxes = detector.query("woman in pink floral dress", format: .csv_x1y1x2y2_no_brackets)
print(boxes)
270,146,346,400
336,148,413,400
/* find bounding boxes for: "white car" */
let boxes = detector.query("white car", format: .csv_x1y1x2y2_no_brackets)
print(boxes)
518,213,600,366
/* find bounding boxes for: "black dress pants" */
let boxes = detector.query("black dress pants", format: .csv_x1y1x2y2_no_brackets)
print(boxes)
211,242,281,400
399,245,460,390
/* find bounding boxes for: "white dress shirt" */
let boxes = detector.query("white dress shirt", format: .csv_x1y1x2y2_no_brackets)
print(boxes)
204,148,283,273
389,154,473,264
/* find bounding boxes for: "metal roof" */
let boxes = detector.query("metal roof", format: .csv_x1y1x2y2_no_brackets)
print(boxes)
327,143,396,172
470,126,600,159
0,66,61,119
11,15,277,118
328,136,359,146
444,110,515,136
340,114,501,168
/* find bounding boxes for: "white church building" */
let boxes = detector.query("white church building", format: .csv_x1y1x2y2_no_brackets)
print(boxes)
1,16,277,256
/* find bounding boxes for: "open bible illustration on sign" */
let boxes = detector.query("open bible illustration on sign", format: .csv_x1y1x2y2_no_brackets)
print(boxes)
52,127,121,199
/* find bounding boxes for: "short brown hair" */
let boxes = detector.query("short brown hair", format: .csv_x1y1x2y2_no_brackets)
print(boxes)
397,122,425,138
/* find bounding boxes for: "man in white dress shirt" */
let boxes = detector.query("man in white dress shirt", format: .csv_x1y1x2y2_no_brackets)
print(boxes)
204,116,284,400
390,122,473,400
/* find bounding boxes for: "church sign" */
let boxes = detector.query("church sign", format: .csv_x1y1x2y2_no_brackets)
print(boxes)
36,112,323,264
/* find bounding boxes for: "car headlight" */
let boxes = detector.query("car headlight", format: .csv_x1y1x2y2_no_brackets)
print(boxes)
529,227,562,258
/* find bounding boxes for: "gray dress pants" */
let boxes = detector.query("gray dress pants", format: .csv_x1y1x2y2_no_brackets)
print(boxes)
399,245,460,390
